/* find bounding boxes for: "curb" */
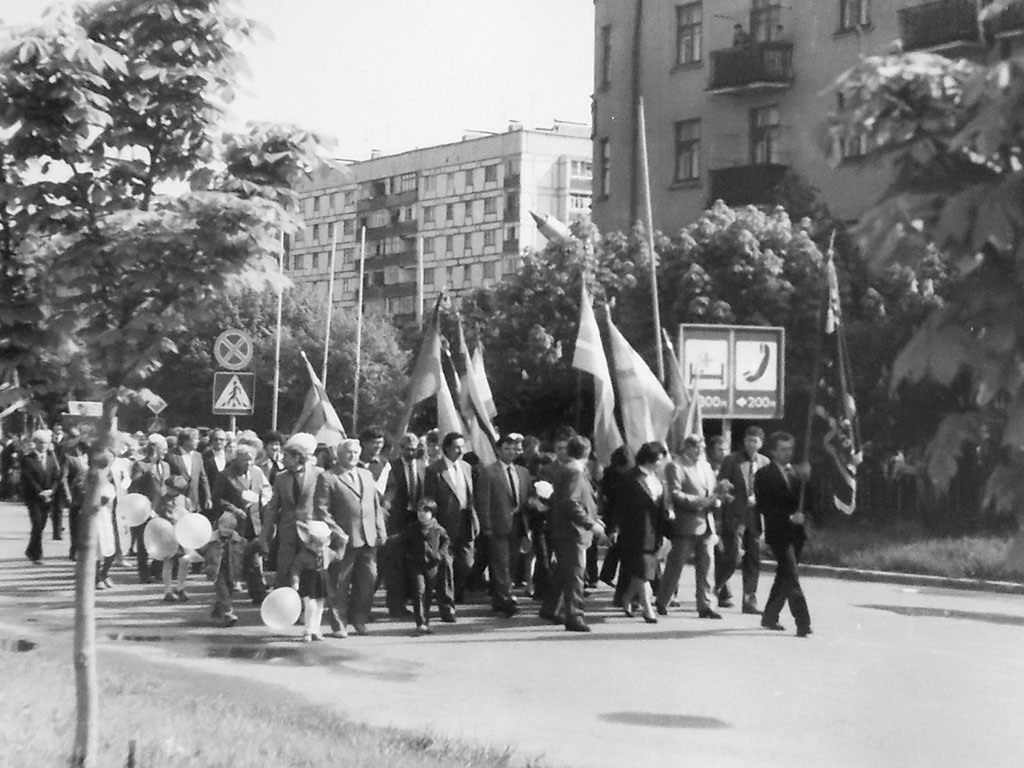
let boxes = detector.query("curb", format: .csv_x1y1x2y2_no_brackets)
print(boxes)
763,560,1024,595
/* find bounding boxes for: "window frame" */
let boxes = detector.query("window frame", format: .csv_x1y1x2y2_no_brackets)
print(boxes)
599,24,612,89
675,2,703,67
838,0,870,32
673,119,701,184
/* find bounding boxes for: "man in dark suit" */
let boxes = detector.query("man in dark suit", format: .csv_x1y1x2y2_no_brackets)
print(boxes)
540,436,604,632
381,432,424,617
21,429,61,563
203,428,229,489
423,431,479,621
754,431,812,637
715,426,771,613
315,438,386,636
167,428,212,520
475,434,532,616
260,433,324,589
128,434,172,582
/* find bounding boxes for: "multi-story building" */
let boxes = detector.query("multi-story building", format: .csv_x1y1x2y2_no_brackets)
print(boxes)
591,0,1024,236
286,122,593,315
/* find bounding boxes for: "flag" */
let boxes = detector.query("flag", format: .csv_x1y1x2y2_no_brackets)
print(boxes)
813,245,861,515
293,351,347,447
603,306,673,451
683,378,704,442
572,285,624,466
471,345,498,421
662,328,691,453
396,295,465,439
452,315,498,464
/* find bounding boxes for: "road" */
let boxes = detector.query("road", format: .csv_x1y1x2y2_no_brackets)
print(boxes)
2,501,1022,768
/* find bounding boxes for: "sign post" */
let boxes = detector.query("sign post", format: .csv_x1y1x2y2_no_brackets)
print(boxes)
213,329,254,431
678,325,785,434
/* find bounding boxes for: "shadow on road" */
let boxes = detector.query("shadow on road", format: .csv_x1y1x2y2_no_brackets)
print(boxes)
858,604,1024,626
599,711,730,729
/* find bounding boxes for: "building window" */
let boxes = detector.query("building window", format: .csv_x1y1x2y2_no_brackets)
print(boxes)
423,267,435,285
839,0,869,31
484,197,497,216
311,253,321,270
294,253,305,270
293,228,303,244
327,222,335,241
423,236,435,253
342,219,353,235
465,169,475,189
464,232,473,254
445,235,454,254
312,196,320,213
483,261,496,280
330,192,339,209
446,265,454,285
312,223,321,242
676,3,702,66
344,191,354,207
423,175,435,194
397,172,417,192
343,247,354,264
570,192,591,210
599,24,612,88
484,164,498,183
484,229,496,247
835,94,869,159
751,105,782,165
570,160,593,177
464,200,474,221
750,0,783,43
446,203,454,221
598,138,611,198
673,119,701,182
423,205,434,224
505,224,518,242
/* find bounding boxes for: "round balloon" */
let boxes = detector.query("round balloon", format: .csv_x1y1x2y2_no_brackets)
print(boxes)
260,587,302,632
120,493,153,527
534,480,554,500
175,513,213,550
143,518,178,560
241,490,260,505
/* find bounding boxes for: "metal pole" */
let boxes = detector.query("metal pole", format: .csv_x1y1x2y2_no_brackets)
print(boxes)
638,96,665,382
271,231,285,432
353,226,367,432
416,235,425,325
322,225,338,386
229,415,237,435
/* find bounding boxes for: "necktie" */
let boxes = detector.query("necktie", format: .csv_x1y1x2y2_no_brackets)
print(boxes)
507,465,518,507
292,471,302,501
406,461,416,508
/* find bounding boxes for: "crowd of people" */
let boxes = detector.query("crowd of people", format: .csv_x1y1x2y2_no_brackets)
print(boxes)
1,422,814,639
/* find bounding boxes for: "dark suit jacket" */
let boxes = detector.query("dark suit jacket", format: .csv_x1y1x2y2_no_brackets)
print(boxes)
475,461,531,538
168,449,211,511
754,462,807,548
314,467,386,549
212,463,266,535
424,458,479,543
128,459,171,515
21,450,60,505
382,457,425,536
202,449,228,489
549,461,599,545
261,464,324,584
718,450,770,533
615,467,665,560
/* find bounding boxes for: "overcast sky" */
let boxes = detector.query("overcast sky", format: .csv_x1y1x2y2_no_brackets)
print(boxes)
2,0,595,160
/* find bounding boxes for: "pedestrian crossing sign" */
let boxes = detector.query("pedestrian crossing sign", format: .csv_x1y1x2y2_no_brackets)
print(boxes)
212,371,255,415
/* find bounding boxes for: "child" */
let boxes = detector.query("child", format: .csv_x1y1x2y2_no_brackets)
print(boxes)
290,520,345,642
161,475,201,602
200,512,246,627
402,500,449,635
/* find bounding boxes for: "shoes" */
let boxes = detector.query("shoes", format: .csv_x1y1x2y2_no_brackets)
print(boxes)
655,604,668,616
102,579,113,589
415,624,434,636
493,604,518,618
353,624,369,636
742,605,763,615
329,628,348,639
718,598,735,608
538,610,562,624
440,613,457,624
163,592,177,603
95,581,108,591
311,633,325,641
300,633,313,643
175,589,189,602
698,608,723,620
668,599,681,608
69,553,76,561
643,615,658,624
224,613,238,628
622,606,635,618
565,620,592,633
796,627,813,638
761,620,786,631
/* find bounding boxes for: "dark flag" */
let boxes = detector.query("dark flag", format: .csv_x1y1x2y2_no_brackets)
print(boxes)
813,246,861,514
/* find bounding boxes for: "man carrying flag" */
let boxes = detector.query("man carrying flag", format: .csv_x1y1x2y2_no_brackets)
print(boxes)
293,351,346,448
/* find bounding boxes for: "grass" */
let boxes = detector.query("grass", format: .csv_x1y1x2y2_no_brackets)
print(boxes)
799,521,1024,582
0,644,542,768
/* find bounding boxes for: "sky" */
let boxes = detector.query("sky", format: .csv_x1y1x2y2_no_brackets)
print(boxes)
1,0,596,161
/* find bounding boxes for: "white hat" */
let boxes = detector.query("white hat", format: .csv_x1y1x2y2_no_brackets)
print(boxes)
296,520,332,549
284,432,317,455
31,429,53,443
147,433,168,449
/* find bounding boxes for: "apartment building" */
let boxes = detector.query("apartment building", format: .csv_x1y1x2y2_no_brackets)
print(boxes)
285,122,593,315
591,0,1024,236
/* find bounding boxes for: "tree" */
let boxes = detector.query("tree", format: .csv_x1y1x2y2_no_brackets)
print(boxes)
0,3,333,765
829,0,1024,521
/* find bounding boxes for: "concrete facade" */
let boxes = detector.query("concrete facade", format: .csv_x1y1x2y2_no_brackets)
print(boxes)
286,123,592,315
591,0,1024,237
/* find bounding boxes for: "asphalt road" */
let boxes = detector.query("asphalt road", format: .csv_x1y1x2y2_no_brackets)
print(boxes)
2,501,1023,768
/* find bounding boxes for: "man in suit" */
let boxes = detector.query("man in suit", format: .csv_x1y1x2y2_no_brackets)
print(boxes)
21,429,61,563
714,426,771,614
755,431,813,637
539,435,604,632
167,428,212,520
658,434,725,619
203,429,230,489
260,433,324,589
316,438,386,636
475,434,531,616
424,431,479,621
259,430,286,485
381,432,424,617
128,433,173,582
358,426,388,488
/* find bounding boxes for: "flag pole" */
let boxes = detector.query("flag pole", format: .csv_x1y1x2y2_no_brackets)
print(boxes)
798,231,835,514
416,235,425,326
638,96,665,382
271,230,285,432
352,226,367,433
321,224,338,387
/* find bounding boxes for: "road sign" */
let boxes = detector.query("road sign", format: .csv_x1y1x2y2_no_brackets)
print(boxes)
678,324,785,419
212,372,255,416
214,329,254,371
67,401,103,417
138,388,167,415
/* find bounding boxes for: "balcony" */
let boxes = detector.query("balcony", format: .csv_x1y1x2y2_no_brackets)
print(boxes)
898,0,985,55
708,42,793,95
503,238,519,253
503,207,520,222
708,164,789,207
362,282,418,302
364,219,418,240
503,173,520,189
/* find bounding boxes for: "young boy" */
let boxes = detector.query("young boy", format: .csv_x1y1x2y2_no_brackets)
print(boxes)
402,500,450,635
201,512,246,627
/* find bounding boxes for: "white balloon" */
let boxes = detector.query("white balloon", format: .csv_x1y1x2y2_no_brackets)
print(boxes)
143,518,178,560
241,490,260,504
175,513,213,550
534,480,554,500
260,587,302,632
120,493,153,527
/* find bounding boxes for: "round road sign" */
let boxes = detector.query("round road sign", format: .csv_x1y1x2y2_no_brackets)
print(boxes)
214,329,254,371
